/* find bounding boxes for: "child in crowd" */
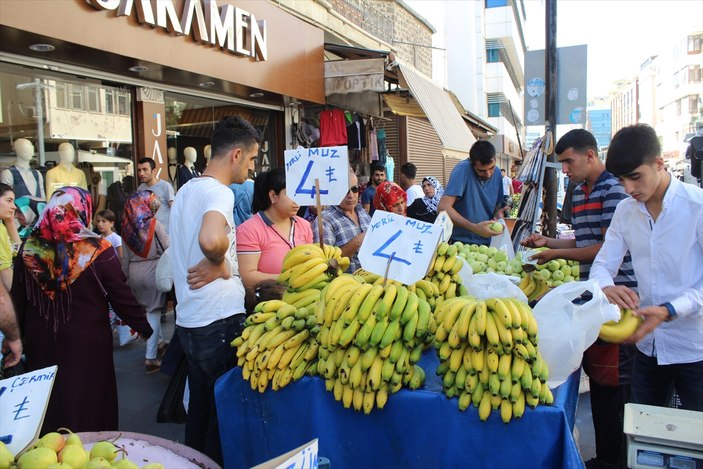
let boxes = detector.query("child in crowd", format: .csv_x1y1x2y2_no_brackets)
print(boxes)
95,209,122,258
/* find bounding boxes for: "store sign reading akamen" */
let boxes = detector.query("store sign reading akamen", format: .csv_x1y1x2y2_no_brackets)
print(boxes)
86,0,267,61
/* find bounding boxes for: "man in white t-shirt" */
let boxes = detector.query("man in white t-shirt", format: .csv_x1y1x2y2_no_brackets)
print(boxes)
399,162,424,206
170,116,260,465
501,169,514,203
137,157,175,233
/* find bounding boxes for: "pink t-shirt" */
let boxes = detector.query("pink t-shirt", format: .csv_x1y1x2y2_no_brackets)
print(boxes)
236,213,314,274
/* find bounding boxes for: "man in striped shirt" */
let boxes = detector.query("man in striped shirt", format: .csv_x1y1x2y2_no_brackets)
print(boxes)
521,129,636,469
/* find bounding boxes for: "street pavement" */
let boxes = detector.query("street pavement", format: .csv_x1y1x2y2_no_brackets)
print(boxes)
113,310,597,463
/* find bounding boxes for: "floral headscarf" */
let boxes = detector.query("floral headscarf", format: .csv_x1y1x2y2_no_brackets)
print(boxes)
422,176,444,214
22,186,110,300
15,196,47,239
121,190,160,258
373,181,407,215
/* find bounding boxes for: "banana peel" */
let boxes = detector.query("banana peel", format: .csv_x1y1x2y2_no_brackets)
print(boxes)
598,308,642,343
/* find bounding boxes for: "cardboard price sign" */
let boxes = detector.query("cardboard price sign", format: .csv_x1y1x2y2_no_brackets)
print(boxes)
0,366,57,455
434,211,453,242
251,439,318,469
359,210,441,285
284,146,349,206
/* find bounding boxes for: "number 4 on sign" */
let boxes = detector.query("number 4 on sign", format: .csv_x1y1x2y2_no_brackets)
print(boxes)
372,230,411,266
295,161,329,199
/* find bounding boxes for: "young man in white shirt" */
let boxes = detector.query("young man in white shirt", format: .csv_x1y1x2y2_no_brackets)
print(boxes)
137,157,175,233
170,116,261,464
399,162,424,206
590,124,703,412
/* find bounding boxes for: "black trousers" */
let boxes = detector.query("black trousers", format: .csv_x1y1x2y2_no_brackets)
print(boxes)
589,381,630,466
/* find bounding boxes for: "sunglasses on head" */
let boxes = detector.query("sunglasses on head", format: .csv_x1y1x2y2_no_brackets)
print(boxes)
348,186,359,193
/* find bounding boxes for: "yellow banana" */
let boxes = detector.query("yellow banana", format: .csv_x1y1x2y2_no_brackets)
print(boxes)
478,391,492,421
513,389,526,418
498,353,512,381
355,314,377,348
375,284,398,319
415,300,431,338
324,275,359,303
358,284,385,323
338,319,361,347
389,285,409,321
376,386,389,409
486,298,512,329
290,260,329,289
342,283,374,324
485,312,500,347
438,273,452,294
598,308,641,343
500,398,513,423
492,311,513,350
281,244,325,271
441,255,456,273
433,255,446,272
400,291,420,325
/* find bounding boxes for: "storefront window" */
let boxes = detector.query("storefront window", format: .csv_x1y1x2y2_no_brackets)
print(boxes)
0,62,135,189
164,92,277,176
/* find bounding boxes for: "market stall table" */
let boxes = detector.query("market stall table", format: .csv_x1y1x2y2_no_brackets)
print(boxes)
215,352,583,469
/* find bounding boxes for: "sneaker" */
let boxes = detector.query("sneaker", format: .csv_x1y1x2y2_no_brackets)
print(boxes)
145,359,161,374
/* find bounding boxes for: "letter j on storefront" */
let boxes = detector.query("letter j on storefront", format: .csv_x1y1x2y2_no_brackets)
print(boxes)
284,146,349,206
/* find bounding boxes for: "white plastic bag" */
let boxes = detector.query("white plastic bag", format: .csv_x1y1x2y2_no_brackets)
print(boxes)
489,219,515,260
465,272,528,303
532,280,620,388
115,321,138,346
155,248,173,293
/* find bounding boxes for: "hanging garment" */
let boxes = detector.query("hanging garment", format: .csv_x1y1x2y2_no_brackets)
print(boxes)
319,109,348,147
377,129,387,166
369,128,379,161
347,114,367,150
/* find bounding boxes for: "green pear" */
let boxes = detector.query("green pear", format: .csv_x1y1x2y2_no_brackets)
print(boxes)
58,445,88,468
141,464,165,469
57,428,83,448
84,457,113,469
35,432,66,454
89,442,118,462
112,458,139,469
46,464,73,469
17,447,58,469
0,442,14,469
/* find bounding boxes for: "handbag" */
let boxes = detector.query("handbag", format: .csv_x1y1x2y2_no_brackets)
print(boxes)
154,234,173,293
156,356,188,424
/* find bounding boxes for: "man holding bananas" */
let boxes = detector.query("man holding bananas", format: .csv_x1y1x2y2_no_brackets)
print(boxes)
522,129,636,469
591,124,703,413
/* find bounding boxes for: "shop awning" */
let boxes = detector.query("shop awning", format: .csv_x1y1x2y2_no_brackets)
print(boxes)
395,61,476,158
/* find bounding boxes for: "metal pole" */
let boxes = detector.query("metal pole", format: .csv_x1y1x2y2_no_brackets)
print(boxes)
34,78,46,167
542,0,558,237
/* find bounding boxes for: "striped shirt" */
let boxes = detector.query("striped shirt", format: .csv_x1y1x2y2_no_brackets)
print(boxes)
313,204,371,273
572,170,637,288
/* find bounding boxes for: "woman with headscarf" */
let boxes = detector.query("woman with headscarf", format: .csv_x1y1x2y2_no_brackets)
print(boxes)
11,187,152,433
373,180,407,216
121,190,169,374
407,176,444,223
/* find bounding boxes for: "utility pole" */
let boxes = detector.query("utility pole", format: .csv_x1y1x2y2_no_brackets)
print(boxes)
542,0,558,237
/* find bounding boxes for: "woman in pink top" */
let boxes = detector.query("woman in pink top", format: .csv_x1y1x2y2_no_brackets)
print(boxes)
236,168,313,289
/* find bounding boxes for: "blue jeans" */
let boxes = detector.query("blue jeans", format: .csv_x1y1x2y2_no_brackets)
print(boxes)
631,350,703,411
177,314,245,465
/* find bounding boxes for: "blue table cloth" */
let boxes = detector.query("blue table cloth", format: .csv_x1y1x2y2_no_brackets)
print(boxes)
215,352,584,469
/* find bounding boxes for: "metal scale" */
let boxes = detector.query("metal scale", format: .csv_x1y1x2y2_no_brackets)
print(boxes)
624,404,703,469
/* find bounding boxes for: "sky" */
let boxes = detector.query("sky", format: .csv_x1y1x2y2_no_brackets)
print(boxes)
406,0,703,99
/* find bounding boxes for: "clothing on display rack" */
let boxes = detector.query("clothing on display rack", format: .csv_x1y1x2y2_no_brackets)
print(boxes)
385,156,395,183
346,113,366,150
319,108,348,147
377,128,387,165
369,126,379,161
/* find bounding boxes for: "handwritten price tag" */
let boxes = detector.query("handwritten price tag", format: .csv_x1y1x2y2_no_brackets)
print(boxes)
434,211,453,242
358,210,441,285
251,439,318,469
0,366,57,455
284,146,349,206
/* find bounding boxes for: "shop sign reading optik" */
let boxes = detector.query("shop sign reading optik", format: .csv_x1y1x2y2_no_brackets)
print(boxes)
86,0,268,61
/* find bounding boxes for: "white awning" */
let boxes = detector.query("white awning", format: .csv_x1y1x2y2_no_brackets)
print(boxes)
396,61,476,158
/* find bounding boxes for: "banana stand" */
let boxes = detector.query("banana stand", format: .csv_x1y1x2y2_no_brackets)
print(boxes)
214,351,583,469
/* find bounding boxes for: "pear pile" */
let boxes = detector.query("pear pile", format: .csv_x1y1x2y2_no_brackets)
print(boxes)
432,296,553,423
0,430,164,469
232,299,320,392
315,274,436,414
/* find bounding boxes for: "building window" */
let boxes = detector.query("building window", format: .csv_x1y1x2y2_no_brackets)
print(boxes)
105,89,115,114
70,84,84,111
689,65,702,84
688,34,702,54
485,0,509,7
486,48,500,63
87,87,100,113
55,82,67,109
117,91,130,116
690,95,700,115
488,102,501,117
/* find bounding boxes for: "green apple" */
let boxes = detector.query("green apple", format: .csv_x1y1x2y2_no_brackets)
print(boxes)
487,258,497,269
477,253,489,263
496,260,508,272
504,264,514,275
552,280,563,287
563,275,575,283
493,250,507,262
547,260,560,272
486,247,498,257
539,269,551,280
478,245,488,254
489,222,504,233
551,270,565,281
469,244,479,252
560,265,572,276
571,265,580,277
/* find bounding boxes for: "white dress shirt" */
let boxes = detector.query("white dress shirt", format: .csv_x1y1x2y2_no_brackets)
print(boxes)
590,177,703,365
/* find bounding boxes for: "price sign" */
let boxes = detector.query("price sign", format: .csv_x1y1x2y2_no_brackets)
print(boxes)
434,211,453,242
359,210,441,285
284,146,349,206
251,439,318,469
0,366,57,455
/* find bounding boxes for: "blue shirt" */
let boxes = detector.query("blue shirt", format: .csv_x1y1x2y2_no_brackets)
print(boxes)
229,180,254,226
361,185,377,216
444,160,504,245
572,170,636,288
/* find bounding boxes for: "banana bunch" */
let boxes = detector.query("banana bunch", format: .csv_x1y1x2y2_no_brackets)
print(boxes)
232,299,320,392
518,271,550,302
598,308,642,343
433,296,553,423
421,242,469,311
315,274,435,414
277,244,351,292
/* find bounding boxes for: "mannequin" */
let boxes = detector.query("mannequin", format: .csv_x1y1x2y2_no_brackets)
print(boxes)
203,144,211,172
45,142,88,200
177,146,200,189
167,147,178,189
0,138,45,199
